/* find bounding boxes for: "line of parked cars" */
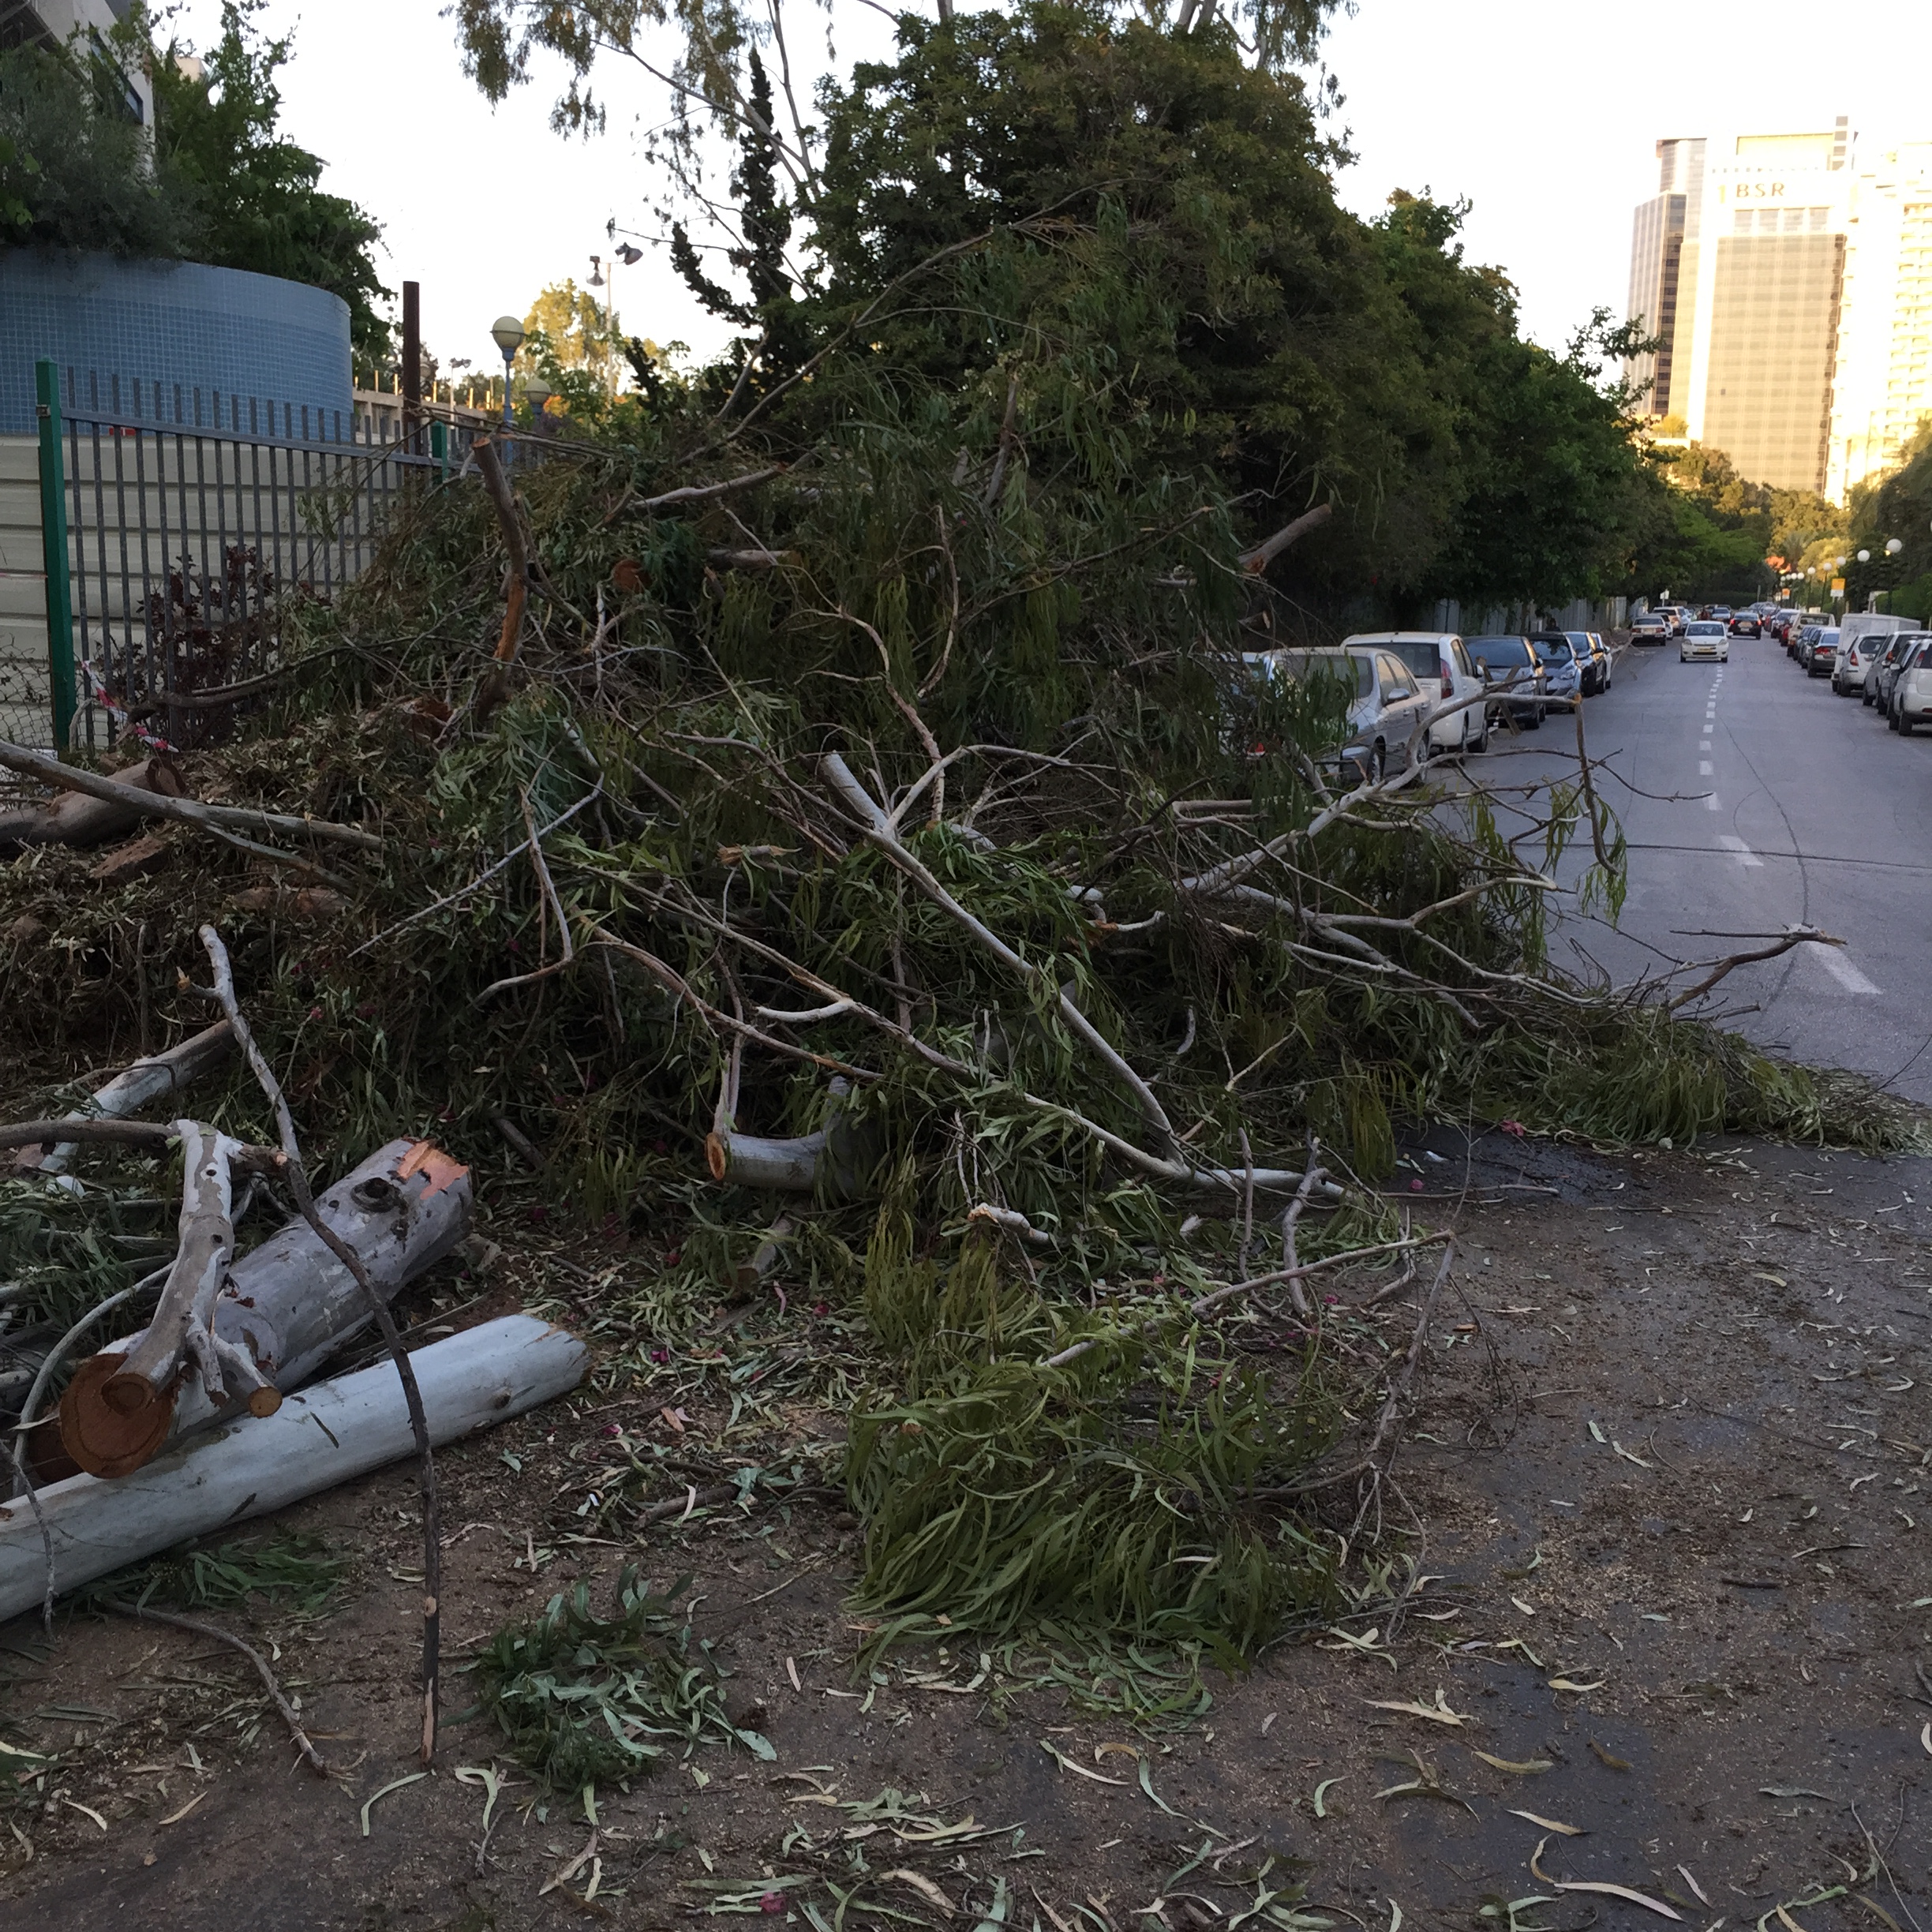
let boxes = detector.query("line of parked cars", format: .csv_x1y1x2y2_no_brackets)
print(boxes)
1245,624,1616,785
1785,611,1932,732
1629,599,1784,645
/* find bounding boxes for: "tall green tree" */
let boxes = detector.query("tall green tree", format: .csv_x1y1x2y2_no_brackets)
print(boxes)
152,3,389,359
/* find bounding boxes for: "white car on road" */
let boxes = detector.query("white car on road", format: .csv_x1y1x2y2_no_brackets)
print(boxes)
1680,620,1729,663
1342,631,1488,755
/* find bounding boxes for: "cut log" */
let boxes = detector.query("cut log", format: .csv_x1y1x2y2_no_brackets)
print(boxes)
59,1137,474,1479
705,1078,871,1195
16,1020,233,1175
0,756,185,852
0,1314,586,1623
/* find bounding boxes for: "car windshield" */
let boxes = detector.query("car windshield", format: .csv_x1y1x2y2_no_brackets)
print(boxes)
1265,652,1373,698
1470,636,1533,668
1687,623,1725,636
1818,631,1840,646
1540,640,1574,661
1565,632,1592,647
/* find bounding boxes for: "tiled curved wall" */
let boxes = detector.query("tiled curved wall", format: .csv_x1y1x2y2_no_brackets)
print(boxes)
0,250,351,431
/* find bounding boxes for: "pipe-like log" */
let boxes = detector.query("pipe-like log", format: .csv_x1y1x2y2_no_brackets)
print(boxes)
0,1315,586,1623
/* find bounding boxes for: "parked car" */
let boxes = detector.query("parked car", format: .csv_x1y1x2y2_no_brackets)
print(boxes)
1681,620,1730,663
1466,635,1547,728
1870,630,1932,713
1728,611,1762,637
1803,627,1840,676
1249,646,1432,781
1341,631,1488,755
1790,623,1822,663
1630,611,1670,644
1560,630,1612,692
1529,634,1586,702
1832,631,1887,695
1885,638,1932,733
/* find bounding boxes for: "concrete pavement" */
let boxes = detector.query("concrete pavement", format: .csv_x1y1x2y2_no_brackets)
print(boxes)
1474,631,1932,1103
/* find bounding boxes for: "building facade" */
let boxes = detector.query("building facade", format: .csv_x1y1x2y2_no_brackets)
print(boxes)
0,0,153,125
1626,122,1932,502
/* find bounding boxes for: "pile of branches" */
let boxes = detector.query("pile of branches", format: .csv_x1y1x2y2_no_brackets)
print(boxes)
0,249,1915,1672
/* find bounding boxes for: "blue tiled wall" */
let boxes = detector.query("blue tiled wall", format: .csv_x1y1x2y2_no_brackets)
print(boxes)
0,249,350,432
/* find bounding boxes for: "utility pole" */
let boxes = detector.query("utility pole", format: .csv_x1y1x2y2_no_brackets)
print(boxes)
402,280,421,444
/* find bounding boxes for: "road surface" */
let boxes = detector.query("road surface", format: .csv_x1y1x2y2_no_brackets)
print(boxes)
1473,631,1932,1104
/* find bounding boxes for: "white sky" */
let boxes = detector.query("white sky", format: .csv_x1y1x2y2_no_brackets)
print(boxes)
170,0,1932,374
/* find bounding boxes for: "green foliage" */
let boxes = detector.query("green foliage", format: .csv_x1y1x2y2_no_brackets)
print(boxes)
88,1530,349,1617
0,39,201,256
0,1171,169,1334
1846,420,1932,613
848,1195,1339,1659
475,1568,775,1790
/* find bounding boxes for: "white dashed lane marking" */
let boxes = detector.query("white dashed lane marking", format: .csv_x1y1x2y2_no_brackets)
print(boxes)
1699,761,1714,775
1812,945,1881,995
1717,835,1763,868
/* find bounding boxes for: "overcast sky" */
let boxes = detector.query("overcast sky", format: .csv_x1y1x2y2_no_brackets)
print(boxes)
172,0,1932,377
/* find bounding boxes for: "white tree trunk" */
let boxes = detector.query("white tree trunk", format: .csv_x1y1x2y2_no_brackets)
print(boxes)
58,1138,474,1479
0,1314,586,1622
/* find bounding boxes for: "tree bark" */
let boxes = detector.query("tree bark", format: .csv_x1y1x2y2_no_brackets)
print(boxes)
59,1137,474,1480
0,755,185,852
1237,501,1332,575
0,1315,587,1623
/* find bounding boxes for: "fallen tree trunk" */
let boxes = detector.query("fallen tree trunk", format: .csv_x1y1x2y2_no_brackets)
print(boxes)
16,1021,233,1175
0,1314,586,1622
0,742,384,855
0,756,185,852
58,1137,474,1479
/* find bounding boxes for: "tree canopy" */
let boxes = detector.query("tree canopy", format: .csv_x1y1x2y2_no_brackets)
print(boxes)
0,2,388,358
452,0,1684,622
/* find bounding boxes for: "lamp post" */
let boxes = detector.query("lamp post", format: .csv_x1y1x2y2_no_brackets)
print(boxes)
520,376,553,436
490,315,526,430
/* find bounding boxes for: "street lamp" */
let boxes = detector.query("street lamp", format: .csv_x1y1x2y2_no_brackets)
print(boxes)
520,376,553,432
490,314,526,429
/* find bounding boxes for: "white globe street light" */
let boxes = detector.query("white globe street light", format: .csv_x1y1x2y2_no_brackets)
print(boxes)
490,315,526,429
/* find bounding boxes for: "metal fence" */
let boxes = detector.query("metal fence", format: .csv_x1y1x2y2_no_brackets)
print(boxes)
33,361,470,752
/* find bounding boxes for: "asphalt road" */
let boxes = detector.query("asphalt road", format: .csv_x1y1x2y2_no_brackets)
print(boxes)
1483,631,1932,1104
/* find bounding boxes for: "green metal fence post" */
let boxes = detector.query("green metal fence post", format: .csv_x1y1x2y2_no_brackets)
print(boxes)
431,417,448,483
34,358,77,752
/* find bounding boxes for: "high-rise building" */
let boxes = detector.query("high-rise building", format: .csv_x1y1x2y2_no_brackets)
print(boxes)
1625,122,1932,502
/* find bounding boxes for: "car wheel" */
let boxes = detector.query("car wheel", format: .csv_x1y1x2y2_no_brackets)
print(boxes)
1901,711,1915,737
1888,704,1901,732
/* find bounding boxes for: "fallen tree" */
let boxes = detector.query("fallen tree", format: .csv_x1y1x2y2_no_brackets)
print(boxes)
0,1313,586,1623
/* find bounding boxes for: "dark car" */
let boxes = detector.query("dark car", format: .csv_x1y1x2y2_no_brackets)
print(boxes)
1805,628,1840,676
1466,635,1546,728
1728,611,1762,637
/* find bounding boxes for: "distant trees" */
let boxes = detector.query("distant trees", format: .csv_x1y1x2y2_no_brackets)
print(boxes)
0,2,388,358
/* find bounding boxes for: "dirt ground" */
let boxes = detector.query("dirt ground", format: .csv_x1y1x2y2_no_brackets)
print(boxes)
2,1128,1926,1932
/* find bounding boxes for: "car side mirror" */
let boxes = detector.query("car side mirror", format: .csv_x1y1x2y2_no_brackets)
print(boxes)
1473,659,1488,678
